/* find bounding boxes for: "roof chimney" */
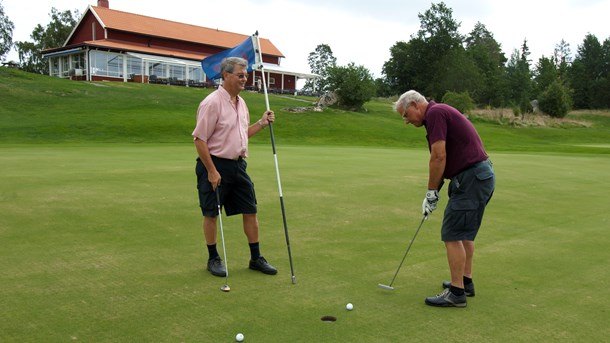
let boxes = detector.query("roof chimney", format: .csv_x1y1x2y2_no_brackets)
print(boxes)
97,0,109,8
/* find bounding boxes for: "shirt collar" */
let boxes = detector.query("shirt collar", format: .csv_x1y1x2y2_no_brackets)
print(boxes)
219,85,241,104
423,101,435,127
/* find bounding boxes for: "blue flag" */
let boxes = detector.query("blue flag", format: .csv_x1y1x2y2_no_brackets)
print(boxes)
201,35,257,80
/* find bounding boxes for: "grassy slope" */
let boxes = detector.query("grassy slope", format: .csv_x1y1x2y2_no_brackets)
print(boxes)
1,67,609,154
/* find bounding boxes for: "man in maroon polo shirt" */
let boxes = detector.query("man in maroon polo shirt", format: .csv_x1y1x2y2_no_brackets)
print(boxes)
394,90,495,307
192,57,277,277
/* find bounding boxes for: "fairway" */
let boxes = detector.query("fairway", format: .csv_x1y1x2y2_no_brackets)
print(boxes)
1,144,609,342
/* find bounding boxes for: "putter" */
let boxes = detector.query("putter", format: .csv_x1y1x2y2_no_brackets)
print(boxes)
378,214,428,291
216,188,230,292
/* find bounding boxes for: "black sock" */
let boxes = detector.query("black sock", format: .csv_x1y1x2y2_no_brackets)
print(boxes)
249,242,260,260
463,276,473,285
450,285,465,296
207,244,219,260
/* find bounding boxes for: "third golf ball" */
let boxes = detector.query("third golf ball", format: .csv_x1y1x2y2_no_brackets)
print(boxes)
235,333,244,342
346,303,353,311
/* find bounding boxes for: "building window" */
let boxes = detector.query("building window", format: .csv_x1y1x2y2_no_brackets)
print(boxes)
126,55,142,76
188,66,204,82
61,57,70,78
90,50,123,78
50,58,60,77
149,62,167,79
71,53,86,70
169,64,185,80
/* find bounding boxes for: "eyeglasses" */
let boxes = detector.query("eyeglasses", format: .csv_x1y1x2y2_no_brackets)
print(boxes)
400,102,414,118
231,73,249,79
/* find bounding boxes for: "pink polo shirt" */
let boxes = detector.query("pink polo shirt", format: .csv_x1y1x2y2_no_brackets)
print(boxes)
192,86,250,159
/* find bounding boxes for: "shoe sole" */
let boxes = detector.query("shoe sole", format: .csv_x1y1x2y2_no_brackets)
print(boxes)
249,266,277,275
425,300,467,308
207,268,227,277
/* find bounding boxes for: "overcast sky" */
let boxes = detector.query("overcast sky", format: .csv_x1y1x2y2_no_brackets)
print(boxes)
4,0,610,77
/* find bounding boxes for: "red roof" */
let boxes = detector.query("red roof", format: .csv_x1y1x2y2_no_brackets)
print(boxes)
90,6,284,57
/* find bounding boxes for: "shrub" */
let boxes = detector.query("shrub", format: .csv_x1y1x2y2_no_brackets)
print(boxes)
326,63,376,111
511,103,521,117
441,91,475,114
538,80,572,118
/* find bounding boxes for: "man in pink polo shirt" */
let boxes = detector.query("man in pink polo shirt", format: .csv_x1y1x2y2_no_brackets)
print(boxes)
192,57,277,277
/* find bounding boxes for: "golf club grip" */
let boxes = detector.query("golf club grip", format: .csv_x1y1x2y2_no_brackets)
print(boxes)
268,122,277,154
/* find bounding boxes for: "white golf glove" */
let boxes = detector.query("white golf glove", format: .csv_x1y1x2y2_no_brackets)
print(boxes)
422,190,439,216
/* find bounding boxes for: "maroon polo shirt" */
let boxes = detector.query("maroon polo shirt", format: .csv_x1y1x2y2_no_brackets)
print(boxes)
424,102,488,179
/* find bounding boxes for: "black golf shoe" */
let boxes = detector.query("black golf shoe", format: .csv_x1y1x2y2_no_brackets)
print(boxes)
207,256,227,277
249,256,277,275
442,280,475,297
425,288,467,307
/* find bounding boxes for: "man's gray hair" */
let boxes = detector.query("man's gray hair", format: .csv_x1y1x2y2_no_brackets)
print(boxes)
393,90,427,112
220,57,248,79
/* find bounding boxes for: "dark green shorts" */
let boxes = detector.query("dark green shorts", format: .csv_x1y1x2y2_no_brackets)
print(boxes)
441,159,495,241
196,156,257,217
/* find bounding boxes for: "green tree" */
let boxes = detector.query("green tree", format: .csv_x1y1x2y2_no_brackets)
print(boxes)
464,22,508,107
303,44,337,93
435,47,482,97
506,40,533,114
326,62,376,111
382,39,428,95
14,7,78,73
0,0,14,61
595,38,610,108
416,2,462,49
553,39,572,82
382,2,464,99
533,56,558,99
568,34,607,109
538,80,572,117
416,2,464,99
374,77,393,97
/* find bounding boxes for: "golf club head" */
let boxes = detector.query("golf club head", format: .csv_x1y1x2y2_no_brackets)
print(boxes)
377,283,394,291
220,284,231,292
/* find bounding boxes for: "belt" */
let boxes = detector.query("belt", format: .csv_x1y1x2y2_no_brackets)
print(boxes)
453,159,490,179
211,155,244,161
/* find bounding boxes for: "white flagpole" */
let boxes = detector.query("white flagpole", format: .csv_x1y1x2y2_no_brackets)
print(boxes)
254,32,296,284
253,32,271,112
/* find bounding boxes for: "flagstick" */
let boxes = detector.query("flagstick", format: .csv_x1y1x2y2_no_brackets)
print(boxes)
254,32,296,285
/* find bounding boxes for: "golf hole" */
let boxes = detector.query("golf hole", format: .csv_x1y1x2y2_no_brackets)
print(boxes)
320,315,337,322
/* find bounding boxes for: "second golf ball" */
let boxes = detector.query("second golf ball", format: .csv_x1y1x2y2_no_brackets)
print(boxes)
346,303,353,311
235,333,244,342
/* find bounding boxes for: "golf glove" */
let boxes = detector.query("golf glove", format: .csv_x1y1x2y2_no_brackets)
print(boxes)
422,190,439,216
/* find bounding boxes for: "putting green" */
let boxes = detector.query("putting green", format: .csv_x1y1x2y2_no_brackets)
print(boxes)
1,144,609,342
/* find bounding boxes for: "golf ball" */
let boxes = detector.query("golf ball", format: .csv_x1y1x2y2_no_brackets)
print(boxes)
235,333,244,342
346,303,353,311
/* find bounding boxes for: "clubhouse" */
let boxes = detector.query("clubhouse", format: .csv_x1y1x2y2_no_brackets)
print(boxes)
41,0,318,93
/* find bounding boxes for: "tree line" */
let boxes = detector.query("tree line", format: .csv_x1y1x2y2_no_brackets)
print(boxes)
305,3,610,115
1,1,609,115
0,2,78,75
